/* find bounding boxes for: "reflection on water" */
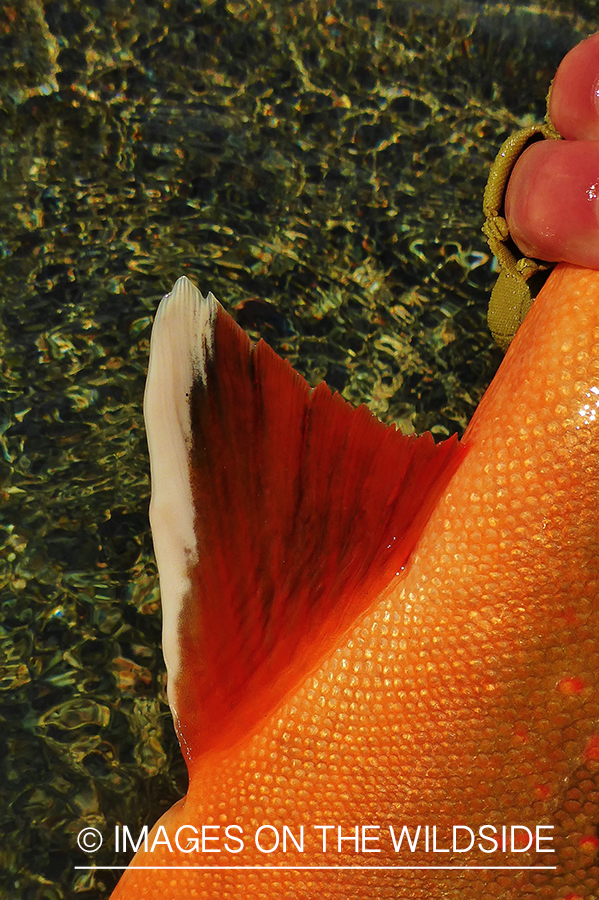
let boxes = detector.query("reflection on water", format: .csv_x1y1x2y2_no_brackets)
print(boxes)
0,2,587,897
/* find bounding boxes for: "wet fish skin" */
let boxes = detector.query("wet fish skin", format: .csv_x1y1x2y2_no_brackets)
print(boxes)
110,263,599,900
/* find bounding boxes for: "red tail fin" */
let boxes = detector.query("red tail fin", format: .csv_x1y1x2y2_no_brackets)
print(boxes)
144,277,466,767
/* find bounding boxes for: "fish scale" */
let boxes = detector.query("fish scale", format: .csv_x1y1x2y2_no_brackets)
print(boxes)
111,263,599,900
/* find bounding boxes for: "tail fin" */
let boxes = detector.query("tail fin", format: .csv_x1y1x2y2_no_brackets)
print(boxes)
144,277,466,766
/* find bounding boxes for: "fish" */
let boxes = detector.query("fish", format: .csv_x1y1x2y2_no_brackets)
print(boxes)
109,261,599,900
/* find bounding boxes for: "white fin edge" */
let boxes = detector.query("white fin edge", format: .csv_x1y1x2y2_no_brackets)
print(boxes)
143,275,217,713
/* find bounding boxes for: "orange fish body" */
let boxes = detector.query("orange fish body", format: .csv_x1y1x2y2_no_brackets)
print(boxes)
111,263,599,899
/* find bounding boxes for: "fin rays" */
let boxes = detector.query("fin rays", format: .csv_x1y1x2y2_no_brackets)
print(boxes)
145,277,466,765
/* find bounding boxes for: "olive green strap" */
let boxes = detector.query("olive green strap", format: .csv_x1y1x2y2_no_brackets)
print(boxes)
482,115,561,350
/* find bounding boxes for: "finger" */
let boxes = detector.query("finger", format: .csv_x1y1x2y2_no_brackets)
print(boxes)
549,32,599,140
505,139,599,267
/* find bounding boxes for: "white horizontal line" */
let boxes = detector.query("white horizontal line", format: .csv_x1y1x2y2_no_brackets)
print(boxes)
75,865,557,871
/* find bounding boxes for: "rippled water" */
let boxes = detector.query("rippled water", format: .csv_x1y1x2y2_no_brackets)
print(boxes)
0,2,590,897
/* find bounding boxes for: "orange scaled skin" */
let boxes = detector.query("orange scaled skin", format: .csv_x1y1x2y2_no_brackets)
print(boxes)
112,264,599,900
